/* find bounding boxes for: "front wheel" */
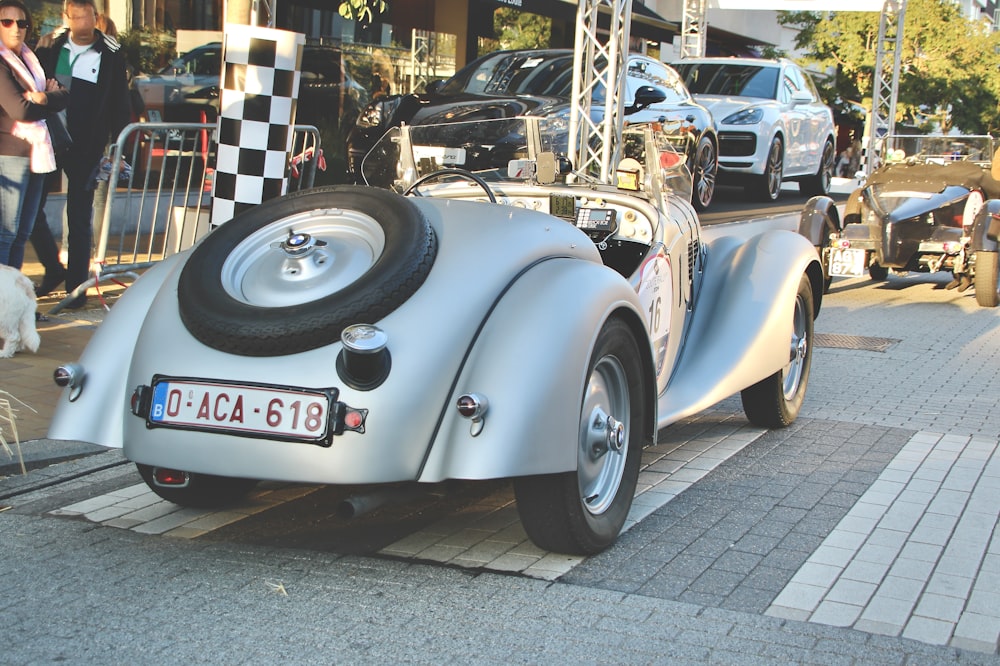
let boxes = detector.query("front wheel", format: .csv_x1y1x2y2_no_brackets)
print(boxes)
691,135,718,211
136,464,258,508
741,274,814,428
513,317,646,554
974,251,999,307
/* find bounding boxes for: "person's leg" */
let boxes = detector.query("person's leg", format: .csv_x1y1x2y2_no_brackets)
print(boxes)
31,171,68,293
6,171,47,269
0,155,30,266
64,170,96,306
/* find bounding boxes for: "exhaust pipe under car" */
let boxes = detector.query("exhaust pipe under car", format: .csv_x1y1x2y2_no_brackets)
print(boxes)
336,484,426,520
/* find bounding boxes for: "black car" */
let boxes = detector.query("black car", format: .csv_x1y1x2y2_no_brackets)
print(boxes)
813,135,1000,306
347,49,719,209
133,42,368,129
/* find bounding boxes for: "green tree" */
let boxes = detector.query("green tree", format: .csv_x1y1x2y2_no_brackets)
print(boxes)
493,8,551,50
339,0,388,23
781,0,1000,134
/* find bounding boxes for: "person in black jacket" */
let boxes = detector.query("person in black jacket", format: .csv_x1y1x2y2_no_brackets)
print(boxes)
29,0,130,308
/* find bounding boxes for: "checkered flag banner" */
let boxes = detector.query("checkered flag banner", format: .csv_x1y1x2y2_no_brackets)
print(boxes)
211,25,305,226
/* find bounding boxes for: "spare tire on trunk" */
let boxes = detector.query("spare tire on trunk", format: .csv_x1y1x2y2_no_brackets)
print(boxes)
178,186,437,356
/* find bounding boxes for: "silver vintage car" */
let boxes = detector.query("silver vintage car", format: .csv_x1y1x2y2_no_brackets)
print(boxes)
49,117,823,554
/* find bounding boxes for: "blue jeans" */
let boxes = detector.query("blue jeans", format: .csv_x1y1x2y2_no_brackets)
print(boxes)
0,155,46,269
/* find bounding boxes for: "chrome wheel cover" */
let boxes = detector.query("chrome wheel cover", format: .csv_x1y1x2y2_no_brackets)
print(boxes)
219,209,386,308
578,354,631,516
694,140,717,208
820,141,834,192
766,140,783,198
783,290,809,400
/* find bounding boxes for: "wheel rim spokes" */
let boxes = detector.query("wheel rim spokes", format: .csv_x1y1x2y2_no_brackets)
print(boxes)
697,144,717,206
578,356,630,516
822,143,834,190
768,143,783,197
783,292,808,400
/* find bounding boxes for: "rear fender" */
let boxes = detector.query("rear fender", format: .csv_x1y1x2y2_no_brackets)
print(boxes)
419,257,655,482
658,230,821,425
971,199,1000,252
46,254,186,447
798,195,841,247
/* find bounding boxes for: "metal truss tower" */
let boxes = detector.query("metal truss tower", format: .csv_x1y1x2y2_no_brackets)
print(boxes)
567,0,632,183
866,0,906,173
680,0,708,59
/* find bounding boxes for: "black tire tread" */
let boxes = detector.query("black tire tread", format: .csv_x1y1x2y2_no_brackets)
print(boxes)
975,251,999,307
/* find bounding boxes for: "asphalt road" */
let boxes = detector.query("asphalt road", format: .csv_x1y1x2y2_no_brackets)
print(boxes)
699,182,851,226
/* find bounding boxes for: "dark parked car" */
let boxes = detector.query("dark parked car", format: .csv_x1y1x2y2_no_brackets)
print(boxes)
133,42,368,128
347,49,720,209
811,134,1000,306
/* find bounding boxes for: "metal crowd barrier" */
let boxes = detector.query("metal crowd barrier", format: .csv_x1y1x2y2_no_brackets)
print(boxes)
47,121,322,314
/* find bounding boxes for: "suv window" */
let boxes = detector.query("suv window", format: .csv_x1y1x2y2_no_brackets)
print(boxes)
675,63,779,100
440,52,575,97
781,65,812,103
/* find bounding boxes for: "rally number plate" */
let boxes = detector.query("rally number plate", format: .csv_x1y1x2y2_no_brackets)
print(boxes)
829,248,867,277
149,378,332,442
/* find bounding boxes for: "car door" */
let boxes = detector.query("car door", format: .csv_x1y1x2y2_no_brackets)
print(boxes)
779,65,809,174
794,66,833,176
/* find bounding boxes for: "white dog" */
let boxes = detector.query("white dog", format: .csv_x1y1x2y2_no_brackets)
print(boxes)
0,265,40,358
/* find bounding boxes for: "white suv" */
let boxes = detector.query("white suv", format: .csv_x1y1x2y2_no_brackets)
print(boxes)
673,57,835,202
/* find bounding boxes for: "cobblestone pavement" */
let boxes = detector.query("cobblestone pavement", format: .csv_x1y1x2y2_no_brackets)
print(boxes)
2,271,1000,663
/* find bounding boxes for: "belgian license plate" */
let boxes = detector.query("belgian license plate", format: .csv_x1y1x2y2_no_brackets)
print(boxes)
149,379,331,442
829,248,866,277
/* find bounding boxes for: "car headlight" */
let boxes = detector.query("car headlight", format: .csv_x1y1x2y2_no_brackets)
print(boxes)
356,98,401,129
355,102,385,128
721,108,764,125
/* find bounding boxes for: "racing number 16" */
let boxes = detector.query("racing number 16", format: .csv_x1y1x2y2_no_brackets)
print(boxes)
648,296,662,334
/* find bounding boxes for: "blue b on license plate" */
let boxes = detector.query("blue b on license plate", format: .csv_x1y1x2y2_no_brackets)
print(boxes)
149,379,331,441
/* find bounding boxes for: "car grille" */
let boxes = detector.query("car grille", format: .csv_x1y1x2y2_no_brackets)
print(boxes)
719,132,757,157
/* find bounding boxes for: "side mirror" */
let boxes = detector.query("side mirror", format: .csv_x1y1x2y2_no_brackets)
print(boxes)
625,85,667,115
790,90,813,106
424,79,446,95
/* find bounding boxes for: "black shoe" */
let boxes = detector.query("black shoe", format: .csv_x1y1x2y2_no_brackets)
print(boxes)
64,294,88,309
35,266,66,297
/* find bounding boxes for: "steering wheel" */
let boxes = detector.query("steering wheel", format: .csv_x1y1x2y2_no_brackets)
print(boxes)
402,168,498,203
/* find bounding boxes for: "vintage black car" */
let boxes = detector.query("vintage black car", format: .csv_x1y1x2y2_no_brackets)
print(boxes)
346,48,720,210
814,135,1000,306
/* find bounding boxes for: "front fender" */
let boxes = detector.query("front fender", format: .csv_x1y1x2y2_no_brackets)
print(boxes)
46,254,187,447
658,229,821,425
418,257,655,482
